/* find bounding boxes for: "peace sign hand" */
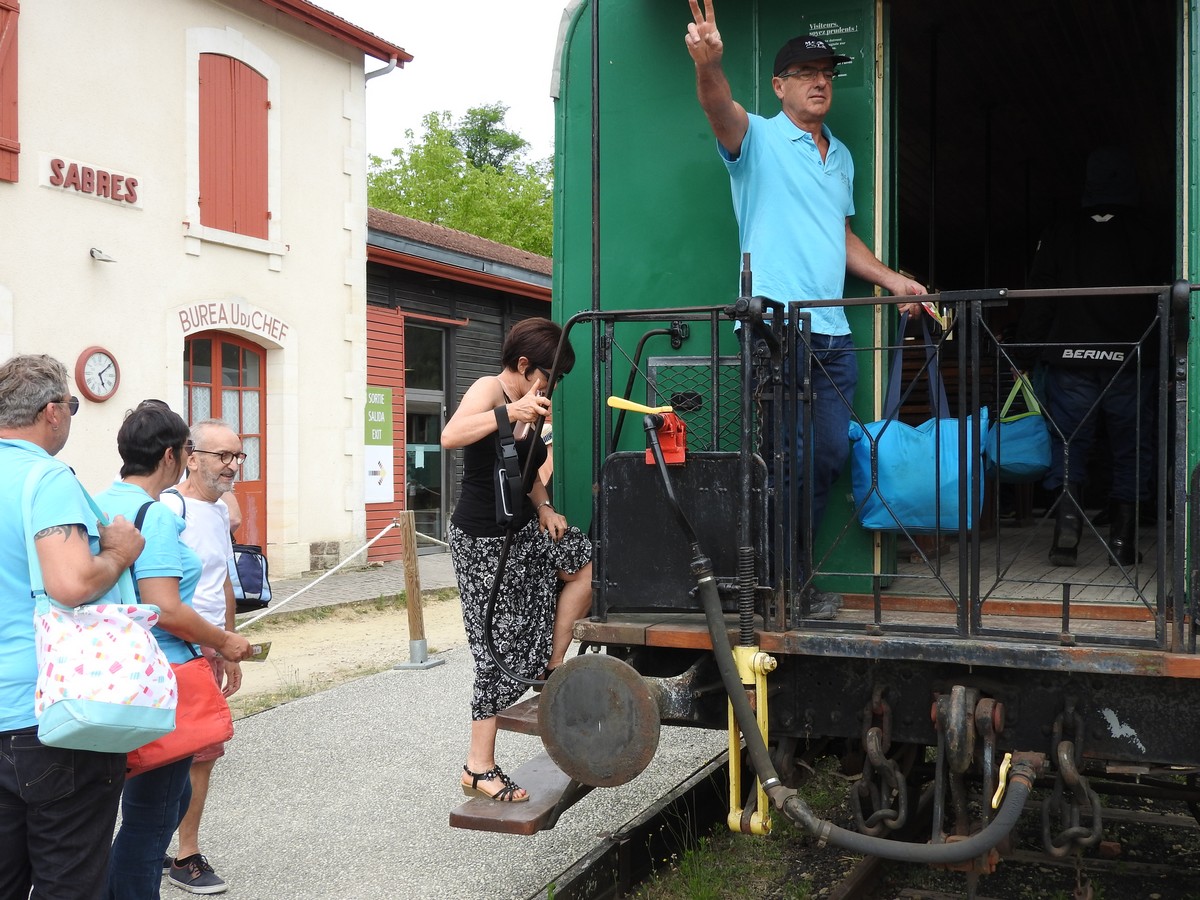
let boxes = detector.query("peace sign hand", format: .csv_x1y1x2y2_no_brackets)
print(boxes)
685,0,723,65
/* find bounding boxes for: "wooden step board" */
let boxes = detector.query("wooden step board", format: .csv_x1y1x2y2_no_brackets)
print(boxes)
448,752,592,835
495,693,542,735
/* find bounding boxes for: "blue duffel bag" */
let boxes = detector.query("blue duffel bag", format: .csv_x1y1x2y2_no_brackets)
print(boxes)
847,314,988,534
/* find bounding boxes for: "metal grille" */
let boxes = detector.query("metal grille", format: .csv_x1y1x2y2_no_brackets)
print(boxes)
646,356,744,452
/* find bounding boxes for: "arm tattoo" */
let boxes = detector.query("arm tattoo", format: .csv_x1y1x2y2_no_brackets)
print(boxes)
34,524,87,543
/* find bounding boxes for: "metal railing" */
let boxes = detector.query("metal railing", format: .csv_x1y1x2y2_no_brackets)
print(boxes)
577,281,1191,654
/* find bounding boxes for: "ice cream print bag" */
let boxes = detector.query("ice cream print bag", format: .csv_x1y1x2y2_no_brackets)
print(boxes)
24,461,177,752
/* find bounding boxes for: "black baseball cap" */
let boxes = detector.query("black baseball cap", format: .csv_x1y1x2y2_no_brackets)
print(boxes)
773,35,851,76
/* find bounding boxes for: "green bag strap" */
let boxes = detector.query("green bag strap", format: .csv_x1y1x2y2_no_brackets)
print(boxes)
999,373,1042,419
22,458,136,605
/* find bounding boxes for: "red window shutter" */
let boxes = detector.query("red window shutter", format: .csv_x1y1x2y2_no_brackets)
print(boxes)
231,61,268,239
199,53,268,238
199,54,236,231
0,2,20,184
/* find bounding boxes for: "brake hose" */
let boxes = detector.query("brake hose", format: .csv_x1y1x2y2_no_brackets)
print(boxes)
645,412,1041,863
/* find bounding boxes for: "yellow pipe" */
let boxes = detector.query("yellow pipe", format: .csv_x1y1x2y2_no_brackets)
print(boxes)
725,645,777,835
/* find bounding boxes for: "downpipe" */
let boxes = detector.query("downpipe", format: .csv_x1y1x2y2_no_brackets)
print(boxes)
690,506,1042,863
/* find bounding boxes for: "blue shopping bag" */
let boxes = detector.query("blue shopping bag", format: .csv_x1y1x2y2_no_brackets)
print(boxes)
847,314,988,534
984,373,1051,483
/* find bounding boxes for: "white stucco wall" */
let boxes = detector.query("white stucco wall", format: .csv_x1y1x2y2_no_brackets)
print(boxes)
0,0,374,576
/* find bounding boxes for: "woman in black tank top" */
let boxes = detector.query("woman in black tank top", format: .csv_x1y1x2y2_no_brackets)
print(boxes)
441,318,592,803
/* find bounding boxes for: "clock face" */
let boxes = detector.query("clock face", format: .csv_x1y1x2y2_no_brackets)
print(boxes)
76,347,120,402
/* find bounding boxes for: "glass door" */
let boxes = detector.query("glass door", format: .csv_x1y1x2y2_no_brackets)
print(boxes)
406,395,444,550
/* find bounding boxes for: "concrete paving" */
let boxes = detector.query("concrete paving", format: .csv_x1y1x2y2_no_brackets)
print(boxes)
172,551,726,899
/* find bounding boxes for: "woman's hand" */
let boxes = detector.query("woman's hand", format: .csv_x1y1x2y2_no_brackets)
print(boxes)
218,630,253,662
508,380,551,427
536,502,567,541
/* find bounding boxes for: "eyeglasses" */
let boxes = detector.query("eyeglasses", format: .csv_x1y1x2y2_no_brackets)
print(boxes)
778,67,838,82
191,448,247,466
535,366,565,385
184,440,195,454
42,396,79,416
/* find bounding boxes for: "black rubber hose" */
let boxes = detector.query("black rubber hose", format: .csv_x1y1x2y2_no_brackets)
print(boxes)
695,565,1036,863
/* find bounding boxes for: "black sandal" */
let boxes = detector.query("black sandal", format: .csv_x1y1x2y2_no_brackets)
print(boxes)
461,764,529,802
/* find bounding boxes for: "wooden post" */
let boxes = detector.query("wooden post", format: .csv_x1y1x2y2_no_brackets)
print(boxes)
395,511,443,669
402,511,425,641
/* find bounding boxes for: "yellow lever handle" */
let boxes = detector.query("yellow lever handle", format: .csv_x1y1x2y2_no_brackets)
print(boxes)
606,396,673,415
991,752,1012,809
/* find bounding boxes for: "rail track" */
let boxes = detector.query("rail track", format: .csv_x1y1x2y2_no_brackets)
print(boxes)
531,761,1200,900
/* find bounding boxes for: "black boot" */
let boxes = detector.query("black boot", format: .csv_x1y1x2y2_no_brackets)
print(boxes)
1049,483,1083,566
1107,502,1142,567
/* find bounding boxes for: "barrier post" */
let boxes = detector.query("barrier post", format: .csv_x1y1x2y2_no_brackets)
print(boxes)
394,511,444,670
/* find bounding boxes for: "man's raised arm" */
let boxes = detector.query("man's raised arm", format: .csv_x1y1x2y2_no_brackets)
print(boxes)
686,0,749,158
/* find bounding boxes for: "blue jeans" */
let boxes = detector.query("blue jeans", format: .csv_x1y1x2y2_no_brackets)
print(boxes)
754,330,858,573
106,757,194,900
0,726,125,900
1043,367,1155,502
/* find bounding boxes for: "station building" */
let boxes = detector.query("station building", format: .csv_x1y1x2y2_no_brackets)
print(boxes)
0,0,411,576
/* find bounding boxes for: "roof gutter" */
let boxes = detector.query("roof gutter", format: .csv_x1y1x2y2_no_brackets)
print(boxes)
256,0,412,64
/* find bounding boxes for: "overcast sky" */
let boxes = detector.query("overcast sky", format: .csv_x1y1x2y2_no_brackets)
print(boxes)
318,0,569,161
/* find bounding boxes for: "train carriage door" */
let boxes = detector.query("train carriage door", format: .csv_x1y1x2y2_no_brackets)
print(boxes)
1189,0,1200,477
183,334,267,545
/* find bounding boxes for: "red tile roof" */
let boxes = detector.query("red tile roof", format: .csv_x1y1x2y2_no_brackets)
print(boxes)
367,208,552,277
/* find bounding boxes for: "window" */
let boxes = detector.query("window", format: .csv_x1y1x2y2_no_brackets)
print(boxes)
199,53,268,239
183,333,268,545
404,325,444,391
0,1,18,183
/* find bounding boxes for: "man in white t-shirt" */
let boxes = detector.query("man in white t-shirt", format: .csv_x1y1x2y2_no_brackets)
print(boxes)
160,419,245,895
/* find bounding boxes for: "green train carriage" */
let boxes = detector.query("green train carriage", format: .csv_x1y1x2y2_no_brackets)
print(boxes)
454,0,1200,877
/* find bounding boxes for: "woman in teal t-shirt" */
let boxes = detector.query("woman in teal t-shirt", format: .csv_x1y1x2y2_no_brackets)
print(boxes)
97,405,251,900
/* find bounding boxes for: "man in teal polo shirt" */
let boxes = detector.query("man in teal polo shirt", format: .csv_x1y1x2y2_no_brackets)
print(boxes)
685,0,927,618
0,354,144,899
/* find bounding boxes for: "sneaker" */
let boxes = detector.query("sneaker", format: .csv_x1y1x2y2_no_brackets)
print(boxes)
168,854,227,895
163,855,173,872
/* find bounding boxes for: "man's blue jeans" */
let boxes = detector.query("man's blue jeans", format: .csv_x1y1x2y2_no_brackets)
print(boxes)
755,330,858,575
0,725,125,900
1043,366,1155,502
106,756,194,900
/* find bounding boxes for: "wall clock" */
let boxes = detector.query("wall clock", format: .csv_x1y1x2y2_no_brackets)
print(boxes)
75,346,121,402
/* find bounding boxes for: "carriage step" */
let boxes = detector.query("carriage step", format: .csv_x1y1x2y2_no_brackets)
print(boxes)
495,694,541,736
448,752,592,834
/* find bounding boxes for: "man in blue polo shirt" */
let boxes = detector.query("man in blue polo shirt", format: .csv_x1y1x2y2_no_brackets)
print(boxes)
685,0,927,618
0,353,144,900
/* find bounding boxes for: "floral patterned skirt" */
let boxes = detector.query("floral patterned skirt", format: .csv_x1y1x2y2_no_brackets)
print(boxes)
448,519,592,719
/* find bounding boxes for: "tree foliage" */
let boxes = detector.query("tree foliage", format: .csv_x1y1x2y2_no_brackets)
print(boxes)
367,104,553,257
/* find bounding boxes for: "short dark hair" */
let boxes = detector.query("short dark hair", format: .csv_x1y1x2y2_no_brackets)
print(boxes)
500,318,576,376
117,404,191,478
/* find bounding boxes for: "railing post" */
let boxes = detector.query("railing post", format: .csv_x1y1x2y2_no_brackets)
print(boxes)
394,511,444,670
